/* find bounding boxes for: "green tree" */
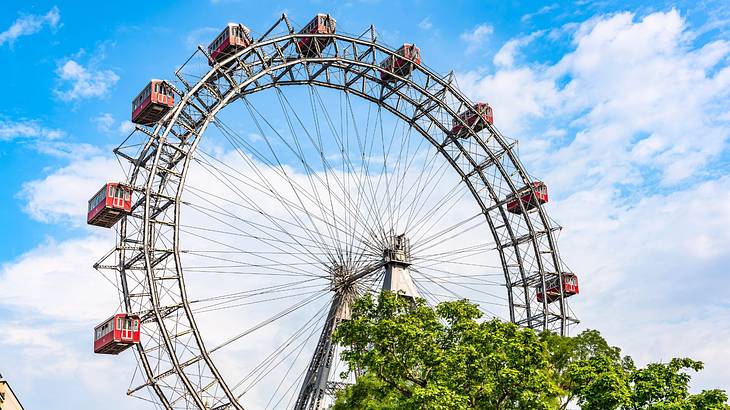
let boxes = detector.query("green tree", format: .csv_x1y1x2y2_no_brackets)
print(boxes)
541,329,634,409
541,330,729,409
332,292,729,410
333,291,561,409
628,358,729,409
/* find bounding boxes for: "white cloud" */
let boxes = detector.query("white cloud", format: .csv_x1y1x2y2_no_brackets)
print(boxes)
418,17,433,31
185,26,218,48
0,238,144,408
0,6,60,47
520,4,558,23
554,176,730,391
118,120,135,134
0,118,64,141
0,235,117,321
460,23,494,55
493,31,542,68
458,67,560,134
33,141,103,159
551,10,729,187
460,10,730,188
0,148,144,404
248,132,264,142
91,113,135,135
54,60,119,101
19,155,121,224
0,118,108,162
92,113,115,132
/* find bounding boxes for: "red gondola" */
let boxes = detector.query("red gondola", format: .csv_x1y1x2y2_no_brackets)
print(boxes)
536,273,579,303
87,182,132,228
208,23,251,65
506,181,548,214
131,80,175,125
380,44,421,82
452,103,494,137
94,313,141,355
297,14,336,57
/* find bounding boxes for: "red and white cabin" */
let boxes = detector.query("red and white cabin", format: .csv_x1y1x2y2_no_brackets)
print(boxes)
208,23,251,65
131,80,175,125
537,273,580,303
297,14,337,57
452,103,494,137
87,182,132,228
94,313,141,355
380,44,421,82
506,181,548,214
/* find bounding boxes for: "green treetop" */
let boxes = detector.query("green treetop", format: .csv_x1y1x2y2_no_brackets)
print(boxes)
332,292,729,410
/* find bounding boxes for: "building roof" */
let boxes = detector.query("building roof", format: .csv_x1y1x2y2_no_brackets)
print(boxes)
0,373,26,410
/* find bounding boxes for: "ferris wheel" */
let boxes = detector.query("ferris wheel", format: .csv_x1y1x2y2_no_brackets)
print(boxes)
89,13,579,409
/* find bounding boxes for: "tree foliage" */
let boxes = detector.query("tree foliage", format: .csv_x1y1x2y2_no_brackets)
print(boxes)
332,292,729,409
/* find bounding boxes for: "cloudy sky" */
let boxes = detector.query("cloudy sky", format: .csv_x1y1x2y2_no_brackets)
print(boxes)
0,0,729,408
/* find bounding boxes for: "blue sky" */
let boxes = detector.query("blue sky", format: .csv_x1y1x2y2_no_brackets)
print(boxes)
0,0,729,408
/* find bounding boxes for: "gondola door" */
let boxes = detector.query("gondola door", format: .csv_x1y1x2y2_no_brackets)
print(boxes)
110,184,130,209
109,185,121,208
119,316,133,341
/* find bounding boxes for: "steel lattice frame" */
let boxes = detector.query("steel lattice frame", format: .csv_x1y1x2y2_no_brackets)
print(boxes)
96,14,578,409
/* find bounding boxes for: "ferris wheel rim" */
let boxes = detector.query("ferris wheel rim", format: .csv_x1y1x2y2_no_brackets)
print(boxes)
111,14,575,409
